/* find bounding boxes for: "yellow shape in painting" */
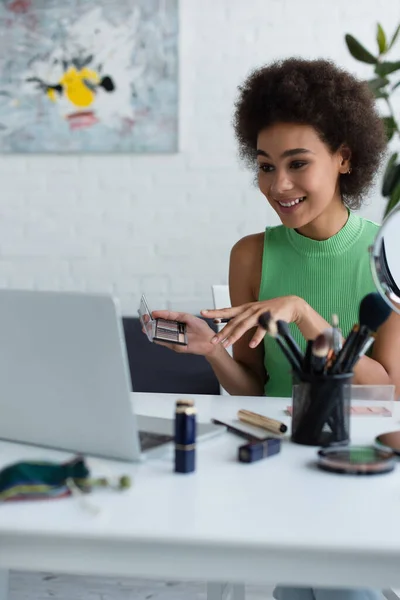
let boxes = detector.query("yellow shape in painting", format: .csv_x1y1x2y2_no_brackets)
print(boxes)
59,66,101,108
47,88,57,102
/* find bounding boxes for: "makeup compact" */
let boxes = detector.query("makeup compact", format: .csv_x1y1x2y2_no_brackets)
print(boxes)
317,445,396,475
138,294,188,346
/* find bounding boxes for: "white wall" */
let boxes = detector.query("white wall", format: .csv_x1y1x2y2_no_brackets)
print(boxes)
0,0,399,315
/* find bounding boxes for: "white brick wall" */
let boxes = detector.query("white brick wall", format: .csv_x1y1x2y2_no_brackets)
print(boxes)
0,0,399,315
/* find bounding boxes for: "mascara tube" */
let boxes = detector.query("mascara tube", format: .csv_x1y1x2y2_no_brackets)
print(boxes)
174,399,196,474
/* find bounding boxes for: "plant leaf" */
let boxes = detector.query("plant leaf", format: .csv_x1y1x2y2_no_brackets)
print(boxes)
382,153,399,197
345,34,377,64
374,89,389,100
367,76,390,91
377,24,387,54
383,116,398,141
375,61,400,76
393,80,400,91
384,179,400,218
388,23,400,51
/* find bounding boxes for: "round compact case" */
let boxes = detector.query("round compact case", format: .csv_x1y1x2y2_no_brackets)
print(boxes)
317,445,396,475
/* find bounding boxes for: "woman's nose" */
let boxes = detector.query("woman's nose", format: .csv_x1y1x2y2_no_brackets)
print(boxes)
270,169,294,196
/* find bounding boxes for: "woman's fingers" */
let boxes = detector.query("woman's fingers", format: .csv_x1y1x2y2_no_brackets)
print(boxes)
151,310,190,323
220,321,255,348
210,306,258,344
249,326,267,348
210,307,269,347
213,317,259,347
201,306,242,319
210,315,246,344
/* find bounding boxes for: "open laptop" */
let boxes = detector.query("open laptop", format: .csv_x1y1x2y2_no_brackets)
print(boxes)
0,289,223,461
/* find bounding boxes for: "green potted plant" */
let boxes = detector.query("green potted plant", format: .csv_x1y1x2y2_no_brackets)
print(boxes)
345,24,400,217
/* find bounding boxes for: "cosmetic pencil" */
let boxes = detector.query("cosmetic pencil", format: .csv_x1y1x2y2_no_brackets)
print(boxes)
211,418,264,442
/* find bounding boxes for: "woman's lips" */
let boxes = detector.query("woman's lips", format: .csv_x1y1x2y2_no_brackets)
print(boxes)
275,196,306,214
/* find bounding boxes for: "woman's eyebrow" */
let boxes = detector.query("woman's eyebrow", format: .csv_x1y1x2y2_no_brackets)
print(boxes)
256,148,314,158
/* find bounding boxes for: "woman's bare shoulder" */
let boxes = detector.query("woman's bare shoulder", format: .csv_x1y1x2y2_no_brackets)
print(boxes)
230,232,265,267
229,232,265,300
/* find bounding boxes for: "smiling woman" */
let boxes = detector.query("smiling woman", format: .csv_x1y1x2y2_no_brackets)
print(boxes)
147,57,400,600
151,57,400,406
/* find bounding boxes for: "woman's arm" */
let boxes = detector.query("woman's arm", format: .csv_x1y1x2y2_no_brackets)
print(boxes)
205,275,399,394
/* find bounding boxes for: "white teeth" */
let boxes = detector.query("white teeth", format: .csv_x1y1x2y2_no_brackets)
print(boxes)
278,197,305,207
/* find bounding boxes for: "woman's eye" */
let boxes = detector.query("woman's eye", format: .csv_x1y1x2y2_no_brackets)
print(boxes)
258,163,274,173
290,161,307,170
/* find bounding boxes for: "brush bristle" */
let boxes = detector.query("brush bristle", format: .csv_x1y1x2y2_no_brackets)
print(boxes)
258,311,278,337
323,328,334,346
331,314,339,328
258,311,271,330
312,333,329,357
359,292,392,332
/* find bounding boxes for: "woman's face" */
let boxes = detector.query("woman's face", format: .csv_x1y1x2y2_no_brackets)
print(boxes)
256,123,350,229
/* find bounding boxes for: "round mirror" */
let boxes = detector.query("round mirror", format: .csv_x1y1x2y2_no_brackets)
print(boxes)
370,204,400,315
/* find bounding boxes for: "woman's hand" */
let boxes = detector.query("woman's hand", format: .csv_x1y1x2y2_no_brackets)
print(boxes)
148,310,219,356
201,295,304,349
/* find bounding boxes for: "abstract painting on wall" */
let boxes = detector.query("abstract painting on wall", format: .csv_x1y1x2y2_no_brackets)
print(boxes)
0,0,178,153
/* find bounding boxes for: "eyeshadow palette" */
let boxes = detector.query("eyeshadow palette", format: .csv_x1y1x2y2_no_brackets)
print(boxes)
138,294,188,346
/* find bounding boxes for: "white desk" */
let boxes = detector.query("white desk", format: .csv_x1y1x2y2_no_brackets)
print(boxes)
0,393,399,594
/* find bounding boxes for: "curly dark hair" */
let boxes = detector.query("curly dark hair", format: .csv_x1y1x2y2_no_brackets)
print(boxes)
233,58,387,209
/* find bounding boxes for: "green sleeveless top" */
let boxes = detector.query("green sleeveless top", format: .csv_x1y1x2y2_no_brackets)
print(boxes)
258,211,379,397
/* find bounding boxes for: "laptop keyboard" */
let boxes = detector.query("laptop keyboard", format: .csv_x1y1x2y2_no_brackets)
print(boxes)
139,430,174,451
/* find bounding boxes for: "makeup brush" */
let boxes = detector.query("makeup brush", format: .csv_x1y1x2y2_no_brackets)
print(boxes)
303,339,314,373
276,319,304,366
258,311,303,377
330,325,360,374
322,328,334,347
343,292,392,372
310,333,329,375
318,326,342,352
350,336,375,366
331,314,342,356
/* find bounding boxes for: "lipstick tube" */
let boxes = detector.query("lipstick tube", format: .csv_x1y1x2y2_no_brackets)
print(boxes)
238,437,281,463
174,399,196,473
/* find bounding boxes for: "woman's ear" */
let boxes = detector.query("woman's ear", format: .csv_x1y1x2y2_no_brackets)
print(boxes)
339,145,352,174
